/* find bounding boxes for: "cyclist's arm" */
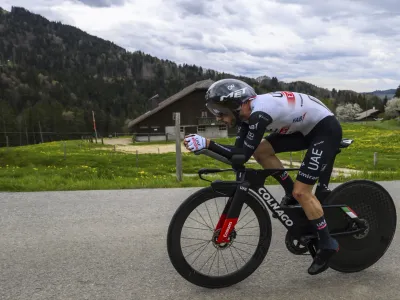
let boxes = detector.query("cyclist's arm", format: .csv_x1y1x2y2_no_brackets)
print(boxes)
207,122,249,152
207,112,272,163
235,122,249,148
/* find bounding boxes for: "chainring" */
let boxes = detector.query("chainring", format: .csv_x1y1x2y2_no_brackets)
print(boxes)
285,231,309,255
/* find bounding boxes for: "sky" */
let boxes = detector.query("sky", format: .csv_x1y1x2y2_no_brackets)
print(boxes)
2,0,400,93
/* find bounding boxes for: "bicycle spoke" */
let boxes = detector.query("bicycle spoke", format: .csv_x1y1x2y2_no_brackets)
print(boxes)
231,245,253,257
181,236,210,241
195,208,212,230
236,225,259,231
220,250,229,274
214,198,220,220
199,249,218,271
182,241,209,249
237,207,252,224
184,241,209,259
229,247,239,271
207,250,219,275
236,234,259,237
233,240,258,247
204,202,215,229
236,217,257,232
217,250,220,276
183,226,210,231
232,245,247,264
208,249,219,274
199,248,217,272
187,216,212,231
191,241,211,265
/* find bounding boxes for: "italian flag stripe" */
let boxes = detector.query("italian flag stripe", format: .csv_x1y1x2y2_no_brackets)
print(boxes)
341,206,358,218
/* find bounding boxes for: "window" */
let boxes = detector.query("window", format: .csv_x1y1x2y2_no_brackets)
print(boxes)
198,126,205,132
201,111,208,118
219,125,227,131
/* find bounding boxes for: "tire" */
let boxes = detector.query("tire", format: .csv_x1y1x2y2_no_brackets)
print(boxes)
167,186,272,288
325,180,397,273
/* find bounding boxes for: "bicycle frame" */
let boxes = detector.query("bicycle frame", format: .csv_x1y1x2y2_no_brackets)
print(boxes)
194,149,367,244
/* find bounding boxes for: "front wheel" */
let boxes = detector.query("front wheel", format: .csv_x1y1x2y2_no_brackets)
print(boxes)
167,186,272,288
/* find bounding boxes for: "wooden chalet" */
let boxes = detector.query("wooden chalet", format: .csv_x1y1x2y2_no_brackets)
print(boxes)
128,79,236,142
354,106,381,121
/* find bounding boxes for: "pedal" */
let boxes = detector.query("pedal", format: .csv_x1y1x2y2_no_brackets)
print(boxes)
300,236,318,258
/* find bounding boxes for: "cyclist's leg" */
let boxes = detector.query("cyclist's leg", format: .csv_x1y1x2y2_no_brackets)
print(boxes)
253,132,308,198
314,150,337,201
293,138,340,242
292,116,342,274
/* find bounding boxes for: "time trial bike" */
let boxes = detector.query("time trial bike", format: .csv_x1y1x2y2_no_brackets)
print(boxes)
166,138,397,288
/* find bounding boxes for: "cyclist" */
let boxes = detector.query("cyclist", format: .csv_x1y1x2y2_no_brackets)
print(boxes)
183,78,342,275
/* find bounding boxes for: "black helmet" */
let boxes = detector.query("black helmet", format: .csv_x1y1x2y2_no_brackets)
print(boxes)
205,78,257,121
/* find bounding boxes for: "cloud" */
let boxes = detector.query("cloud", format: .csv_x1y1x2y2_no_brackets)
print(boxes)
1,0,399,92
176,0,209,16
75,0,126,7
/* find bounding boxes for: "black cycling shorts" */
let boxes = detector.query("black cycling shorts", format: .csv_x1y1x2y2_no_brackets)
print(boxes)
265,116,342,185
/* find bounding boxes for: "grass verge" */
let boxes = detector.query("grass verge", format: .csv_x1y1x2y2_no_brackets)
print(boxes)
0,122,399,192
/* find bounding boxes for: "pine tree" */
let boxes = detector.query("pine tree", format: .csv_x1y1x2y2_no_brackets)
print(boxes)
383,95,389,106
395,85,400,98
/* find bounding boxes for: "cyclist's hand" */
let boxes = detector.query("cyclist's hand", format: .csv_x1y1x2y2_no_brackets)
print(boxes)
184,134,207,152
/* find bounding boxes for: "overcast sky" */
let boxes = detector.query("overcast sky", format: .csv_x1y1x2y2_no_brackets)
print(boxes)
2,0,400,92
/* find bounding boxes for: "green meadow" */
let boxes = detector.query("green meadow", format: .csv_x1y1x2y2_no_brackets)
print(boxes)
0,121,399,192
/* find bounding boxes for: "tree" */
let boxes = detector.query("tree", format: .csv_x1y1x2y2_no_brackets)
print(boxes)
384,97,400,119
270,77,281,91
335,103,363,121
383,95,389,106
395,85,400,98
321,98,335,112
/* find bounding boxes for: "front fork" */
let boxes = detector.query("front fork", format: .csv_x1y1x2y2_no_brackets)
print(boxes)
215,181,250,244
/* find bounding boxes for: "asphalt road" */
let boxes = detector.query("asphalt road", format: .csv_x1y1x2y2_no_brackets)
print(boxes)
1,182,399,300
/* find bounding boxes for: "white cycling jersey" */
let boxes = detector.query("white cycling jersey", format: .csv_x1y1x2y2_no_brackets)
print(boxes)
249,91,334,136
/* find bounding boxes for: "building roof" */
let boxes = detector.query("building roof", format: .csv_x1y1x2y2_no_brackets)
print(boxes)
128,79,214,128
355,107,380,120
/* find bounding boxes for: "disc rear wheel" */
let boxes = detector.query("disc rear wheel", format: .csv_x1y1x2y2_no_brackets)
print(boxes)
325,180,397,273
